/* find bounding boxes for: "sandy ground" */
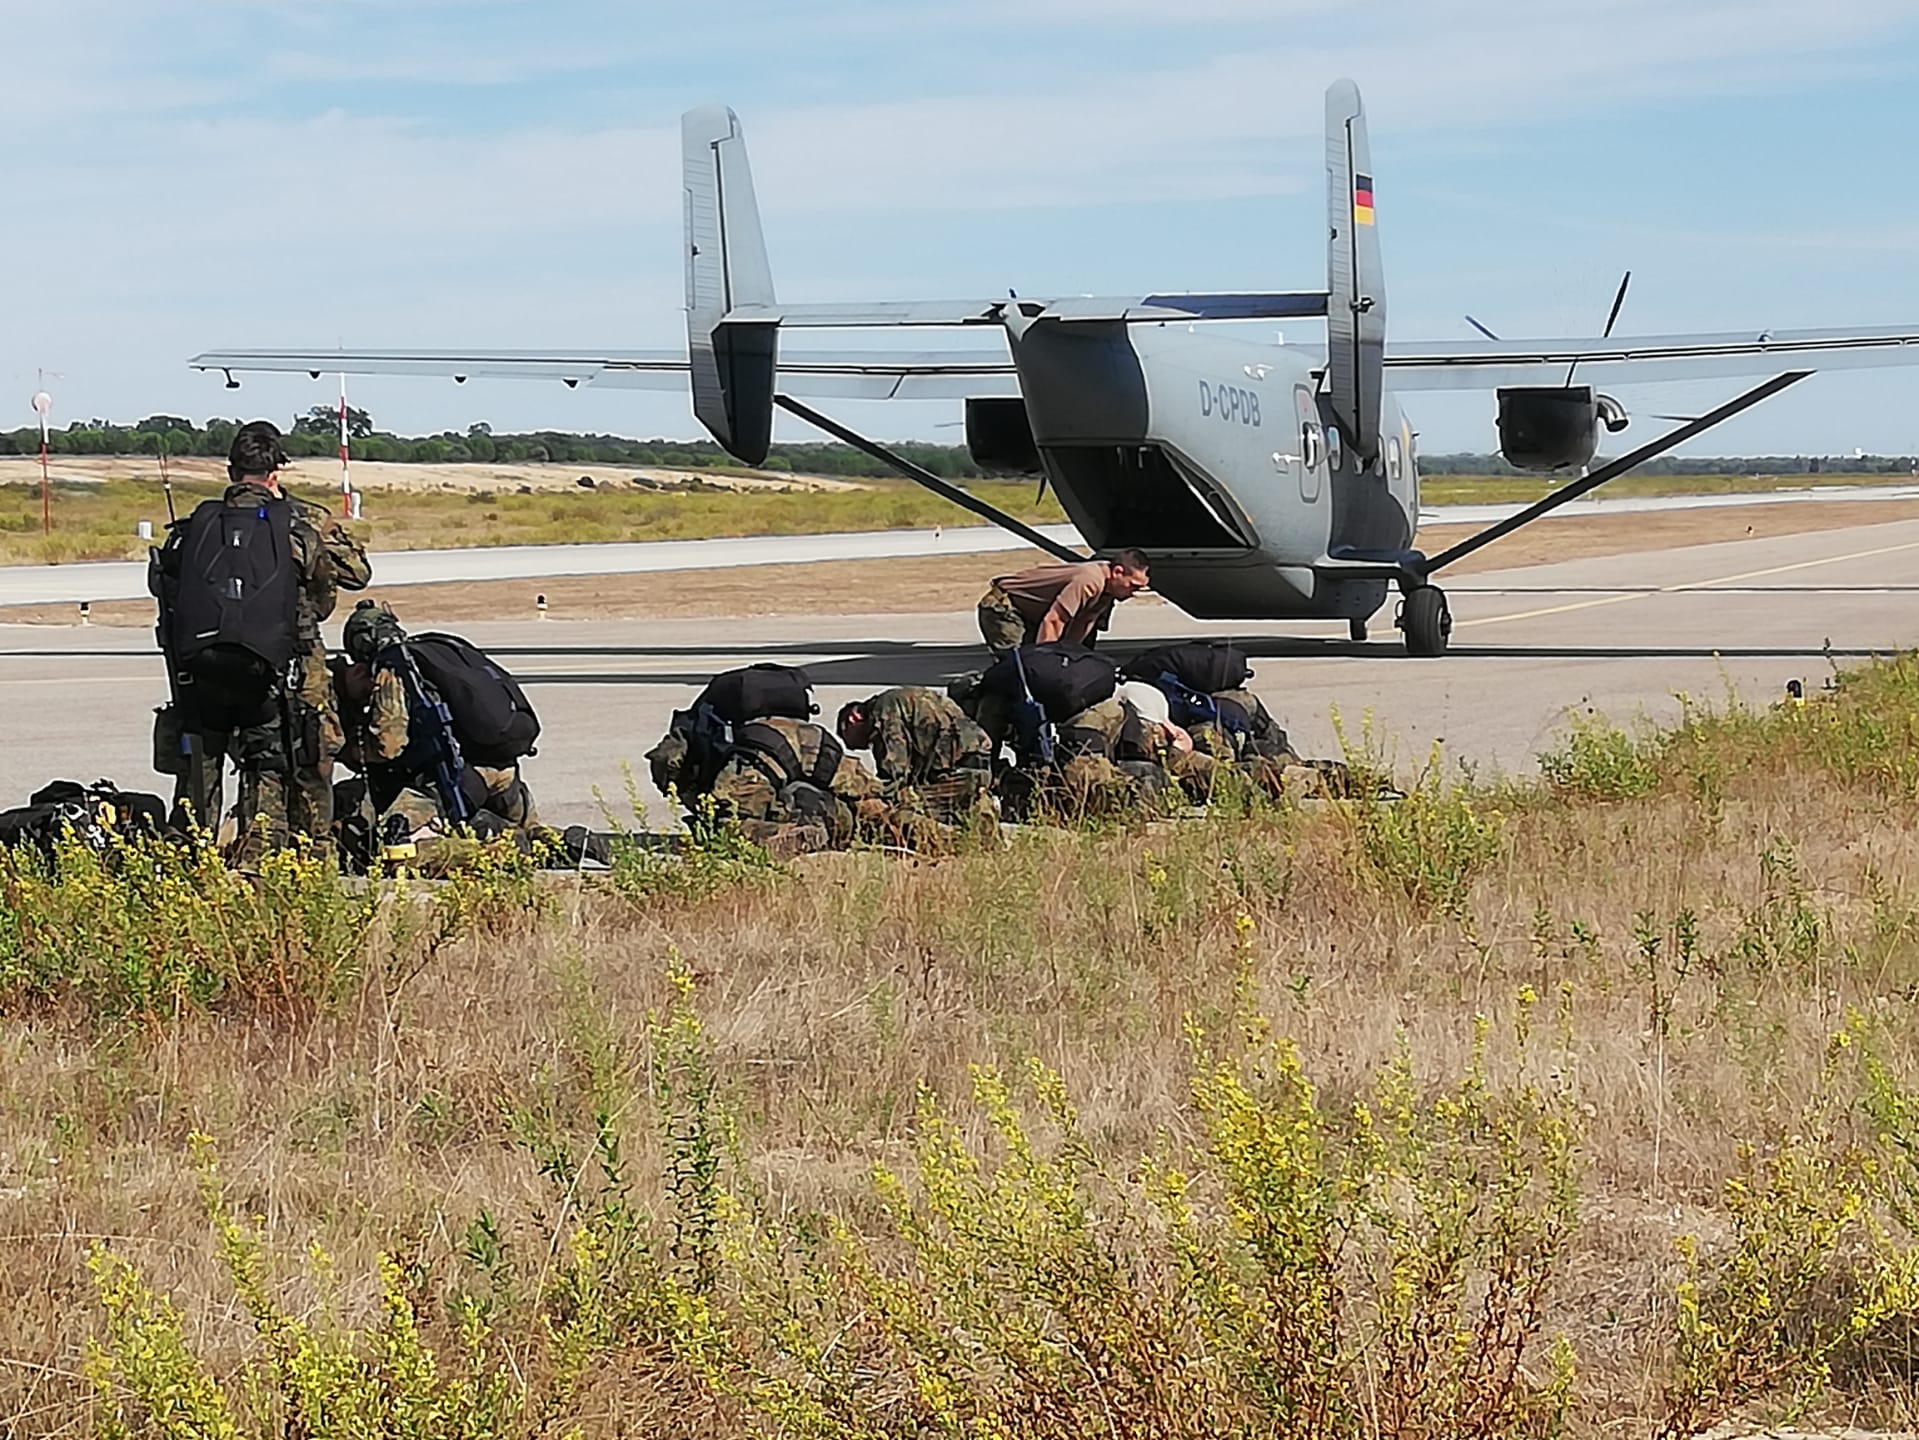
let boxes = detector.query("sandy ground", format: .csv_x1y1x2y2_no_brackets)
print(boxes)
0,454,868,495
10,493,1919,629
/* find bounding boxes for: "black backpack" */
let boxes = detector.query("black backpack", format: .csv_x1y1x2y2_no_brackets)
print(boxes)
695,664,816,725
152,496,299,729
403,633,541,767
980,643,1119,722
0,780,167,862
1121,641,1252,695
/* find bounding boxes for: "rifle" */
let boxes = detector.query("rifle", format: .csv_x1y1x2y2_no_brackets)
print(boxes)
386,641,475,825
1009,646,1056,768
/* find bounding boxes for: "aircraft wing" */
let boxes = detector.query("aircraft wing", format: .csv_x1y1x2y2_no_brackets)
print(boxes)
1384,324,1919,390
187,347,1021,400
750,291,1332,325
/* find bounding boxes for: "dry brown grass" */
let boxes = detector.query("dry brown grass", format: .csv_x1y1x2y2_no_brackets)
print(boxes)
9,669,1919,1435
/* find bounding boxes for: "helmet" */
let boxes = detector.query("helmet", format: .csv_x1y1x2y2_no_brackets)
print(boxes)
343,599,406,662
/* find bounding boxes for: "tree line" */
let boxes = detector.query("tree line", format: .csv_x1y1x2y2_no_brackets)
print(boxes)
0,408,1909,480
0,408,1009,479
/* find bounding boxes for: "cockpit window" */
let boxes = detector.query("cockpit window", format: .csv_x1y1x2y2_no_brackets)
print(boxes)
1386,434,1403,483
1326,424,1344,472
1302,422,1324,471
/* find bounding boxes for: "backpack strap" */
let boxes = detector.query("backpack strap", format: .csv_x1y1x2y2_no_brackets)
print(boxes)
733,722,846,793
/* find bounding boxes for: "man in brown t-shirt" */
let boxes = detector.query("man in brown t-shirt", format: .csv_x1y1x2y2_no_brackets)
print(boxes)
976,549,1150,652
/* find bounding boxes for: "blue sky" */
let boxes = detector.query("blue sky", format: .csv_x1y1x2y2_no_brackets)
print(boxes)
7,0,1919,455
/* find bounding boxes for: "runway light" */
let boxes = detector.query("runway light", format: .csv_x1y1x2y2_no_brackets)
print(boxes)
78,601,89,626
536,593,548,620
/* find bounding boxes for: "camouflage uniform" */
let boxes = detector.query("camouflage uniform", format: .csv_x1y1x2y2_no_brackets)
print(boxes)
161,483,370,854
859,687,996,829
336,658,540,834
706,716,886,849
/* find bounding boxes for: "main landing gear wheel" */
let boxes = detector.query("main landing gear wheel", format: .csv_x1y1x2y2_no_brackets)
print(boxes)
1399,585,1452,657
1349,617,1369,643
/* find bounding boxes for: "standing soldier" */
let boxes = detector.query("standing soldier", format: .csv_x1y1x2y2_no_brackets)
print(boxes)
151,421,370,855
836,686,997,830
975,550,1151,653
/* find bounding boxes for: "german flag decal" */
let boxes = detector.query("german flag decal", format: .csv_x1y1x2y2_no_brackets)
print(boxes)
1353,174,1375,226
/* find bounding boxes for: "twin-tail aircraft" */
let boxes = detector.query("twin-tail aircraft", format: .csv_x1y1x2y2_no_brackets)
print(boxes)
193,81,1919,655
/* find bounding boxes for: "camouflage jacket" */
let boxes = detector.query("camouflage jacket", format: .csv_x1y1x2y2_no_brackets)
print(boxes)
223,481,372,657
708,717,883,822
864,687,993,788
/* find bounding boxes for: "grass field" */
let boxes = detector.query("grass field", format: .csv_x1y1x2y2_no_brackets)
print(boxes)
11,660,1919,1434
0,466,1905,566
0,476,1067,566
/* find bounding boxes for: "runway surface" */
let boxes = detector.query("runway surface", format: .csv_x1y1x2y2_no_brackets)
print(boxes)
4,514,1916,830
4,481,1919,607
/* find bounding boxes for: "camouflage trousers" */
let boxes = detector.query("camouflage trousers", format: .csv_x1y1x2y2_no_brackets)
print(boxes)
975,584,1034,654
158,664,340,858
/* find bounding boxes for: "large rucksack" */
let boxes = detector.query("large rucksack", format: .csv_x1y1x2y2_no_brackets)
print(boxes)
980,643,1119,722
151,496,299,729
695,664,816,725
403,633,541,767
1121,641,1252,695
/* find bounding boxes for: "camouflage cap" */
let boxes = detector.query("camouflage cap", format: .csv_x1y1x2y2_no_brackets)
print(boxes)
343,599,407,661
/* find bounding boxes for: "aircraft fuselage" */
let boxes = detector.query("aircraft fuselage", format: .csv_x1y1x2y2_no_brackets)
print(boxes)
1010,322,1419,621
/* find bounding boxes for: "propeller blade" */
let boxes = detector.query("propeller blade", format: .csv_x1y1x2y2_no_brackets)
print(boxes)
1566,268,1632,388
1600,269,1632,340
1464,314,1501,341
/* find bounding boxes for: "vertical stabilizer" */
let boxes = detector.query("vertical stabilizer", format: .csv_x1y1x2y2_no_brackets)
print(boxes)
1324,79,1385,463
683,105,778,464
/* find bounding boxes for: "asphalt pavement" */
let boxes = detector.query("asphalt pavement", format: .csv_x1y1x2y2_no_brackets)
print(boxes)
3,514,1916,829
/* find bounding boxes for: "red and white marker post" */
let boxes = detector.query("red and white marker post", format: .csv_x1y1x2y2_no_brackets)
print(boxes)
30,389,51,536
338,373,353,517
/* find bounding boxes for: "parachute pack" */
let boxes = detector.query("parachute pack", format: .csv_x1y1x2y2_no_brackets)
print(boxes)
693,663,816,725
403,633,542,767
980,643,1119,723
150,495,299,730
1120,640,1252,695
654,665,824,801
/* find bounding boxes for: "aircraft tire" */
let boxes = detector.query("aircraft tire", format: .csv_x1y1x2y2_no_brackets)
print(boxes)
1349,617,1369,642
1400,585,1452,657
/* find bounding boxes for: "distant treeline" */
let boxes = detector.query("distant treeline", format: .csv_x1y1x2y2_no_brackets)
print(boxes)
0,408,1005,479
1418,452,1919,476
0,408,1911,480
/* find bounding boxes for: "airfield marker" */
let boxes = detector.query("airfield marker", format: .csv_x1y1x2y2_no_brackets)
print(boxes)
338,374,352,518
30,387,52,536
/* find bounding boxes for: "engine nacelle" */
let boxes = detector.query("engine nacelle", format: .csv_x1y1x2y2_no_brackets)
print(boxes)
1495,386,1600,472
965,396,1042,473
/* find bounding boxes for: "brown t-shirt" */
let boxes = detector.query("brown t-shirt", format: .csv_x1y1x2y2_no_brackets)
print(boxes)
992,561,1113,644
